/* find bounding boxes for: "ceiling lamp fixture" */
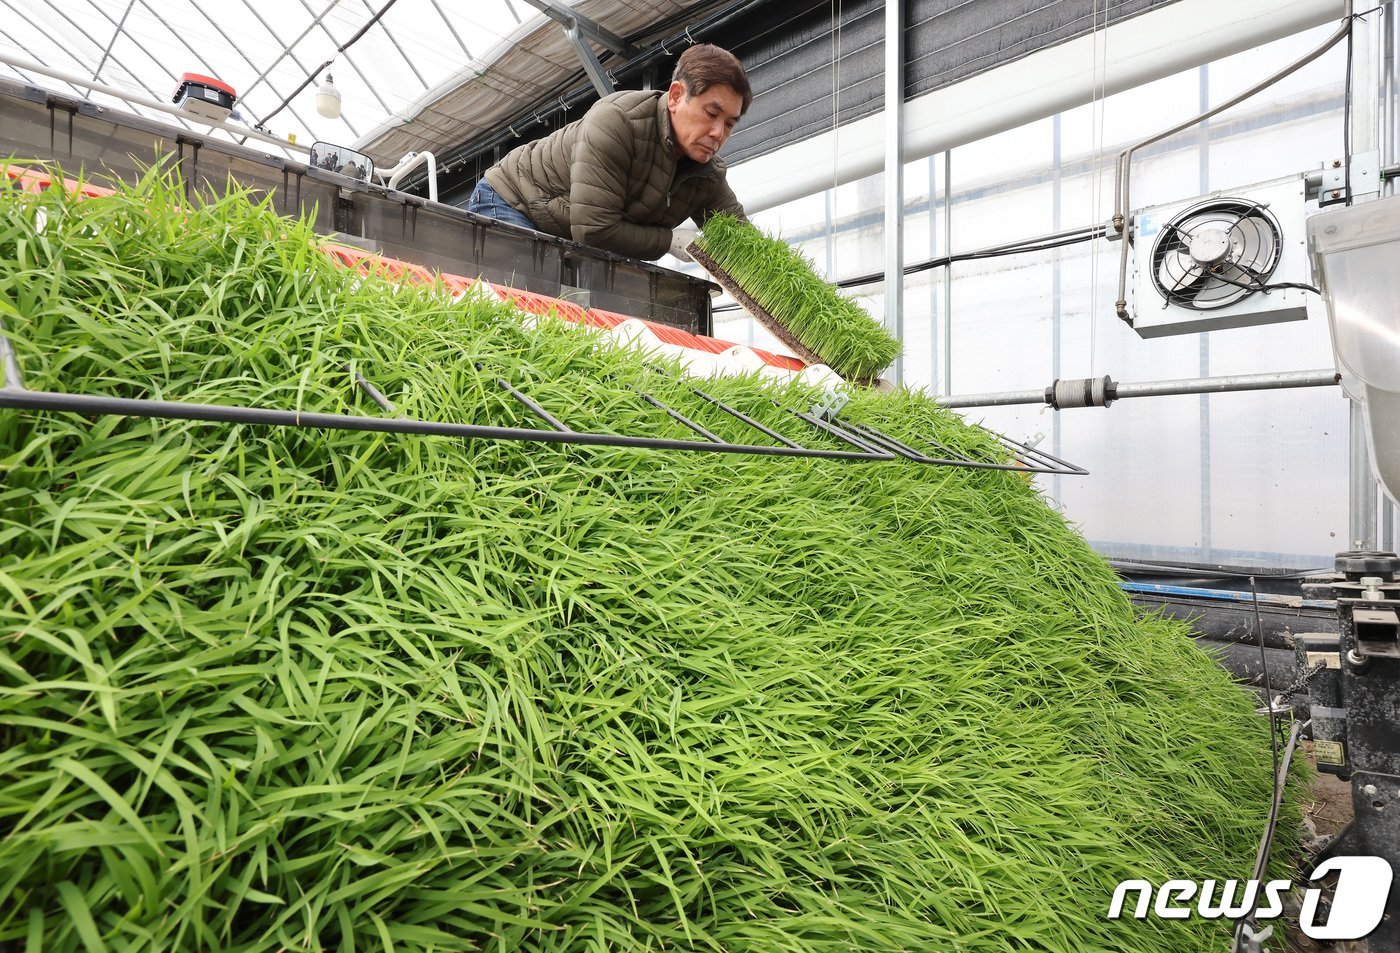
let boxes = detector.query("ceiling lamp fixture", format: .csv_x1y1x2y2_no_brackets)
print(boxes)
315,73,342,119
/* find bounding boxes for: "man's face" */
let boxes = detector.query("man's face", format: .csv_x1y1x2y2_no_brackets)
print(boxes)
666,81,743,163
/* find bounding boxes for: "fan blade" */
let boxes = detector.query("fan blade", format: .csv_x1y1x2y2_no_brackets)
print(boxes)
1185,267,1253,310
1172,210,1237,241
1227,214,1279,273
1157,248,1206,294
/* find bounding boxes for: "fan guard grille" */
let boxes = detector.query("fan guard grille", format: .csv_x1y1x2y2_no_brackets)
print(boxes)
1148,198,1284,311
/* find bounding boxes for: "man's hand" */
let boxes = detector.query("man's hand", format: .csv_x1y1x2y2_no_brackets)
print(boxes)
669,227,699,262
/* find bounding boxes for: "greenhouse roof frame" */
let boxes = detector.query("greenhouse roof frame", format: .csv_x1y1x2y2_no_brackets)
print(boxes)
0,0,719,166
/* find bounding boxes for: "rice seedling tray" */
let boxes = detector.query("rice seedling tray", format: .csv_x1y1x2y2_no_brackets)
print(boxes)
688,242,827,369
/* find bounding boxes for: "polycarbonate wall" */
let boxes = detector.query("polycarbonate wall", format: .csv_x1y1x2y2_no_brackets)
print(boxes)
712,23,1369,569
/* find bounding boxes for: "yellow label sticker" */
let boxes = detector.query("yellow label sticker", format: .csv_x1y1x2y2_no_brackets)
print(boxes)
1314,740,1345,765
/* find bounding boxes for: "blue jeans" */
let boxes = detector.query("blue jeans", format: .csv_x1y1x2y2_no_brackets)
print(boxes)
467,179,538,231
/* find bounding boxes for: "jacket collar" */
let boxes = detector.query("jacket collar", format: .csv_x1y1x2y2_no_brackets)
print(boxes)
656,90,676,157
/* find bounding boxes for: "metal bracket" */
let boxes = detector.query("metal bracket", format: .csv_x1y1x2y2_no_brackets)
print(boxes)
1319,150,1381,206
563,22,615,98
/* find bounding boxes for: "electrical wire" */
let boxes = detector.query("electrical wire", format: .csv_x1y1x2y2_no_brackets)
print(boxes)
710,225,1110,310
1341,6,1386,206
252,0,401,131
1230,717,1308,953
1088,0,1108,377
1346,10,1355,206
1203,269,1321,296
833,226,1108,289
1251,577,1281,787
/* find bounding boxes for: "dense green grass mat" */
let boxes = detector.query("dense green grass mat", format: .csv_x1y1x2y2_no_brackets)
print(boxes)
0,166,1299,952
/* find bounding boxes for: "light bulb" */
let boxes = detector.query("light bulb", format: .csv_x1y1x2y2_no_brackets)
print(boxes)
316,74,342,119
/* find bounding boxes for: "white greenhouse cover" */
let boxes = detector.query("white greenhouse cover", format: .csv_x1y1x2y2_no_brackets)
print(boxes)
0,0,685,163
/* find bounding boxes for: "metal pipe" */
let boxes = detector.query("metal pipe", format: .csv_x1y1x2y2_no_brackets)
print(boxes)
515,0,638,57
349,367,395,413
937,369,1339,408
884,0,905,385
0,51,310,155
91,0,138,92
1350,399,1378,548
383,151,439,202
563,21,616,98
942,151,953,396
1113,3,1353,323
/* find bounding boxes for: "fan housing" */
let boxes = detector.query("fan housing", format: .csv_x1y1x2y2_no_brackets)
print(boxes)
1130,176,1310,338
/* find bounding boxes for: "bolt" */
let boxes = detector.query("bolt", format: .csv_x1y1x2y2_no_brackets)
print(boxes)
1364,784,1379,796
1333,159,1342,168
1332,190,1342,199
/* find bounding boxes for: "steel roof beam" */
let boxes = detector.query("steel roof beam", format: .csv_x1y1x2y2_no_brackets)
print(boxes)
516,0,638,58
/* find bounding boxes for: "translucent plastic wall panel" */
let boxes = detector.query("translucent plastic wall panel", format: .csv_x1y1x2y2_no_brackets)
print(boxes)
1203,388,1348,566
978,396,1210,554
946,249,1057,393
1207,28,1346,180
903,269,945,392
947,119,1056,248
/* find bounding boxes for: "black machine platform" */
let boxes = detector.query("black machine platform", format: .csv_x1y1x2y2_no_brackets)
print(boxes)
0,76,713,336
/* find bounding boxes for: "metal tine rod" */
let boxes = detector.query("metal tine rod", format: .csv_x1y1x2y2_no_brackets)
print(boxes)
919,432,998,465
0,388,898,460
495,377,574,433
689,386,805,450
633,387,723,443
832,422,929,461
834,418,935,462
911,432,1078,473
989,432,1061,468
1008,444,1077,474
344,364,396,413
993,432,1087,474
870,427,1080,473
793,410,889,455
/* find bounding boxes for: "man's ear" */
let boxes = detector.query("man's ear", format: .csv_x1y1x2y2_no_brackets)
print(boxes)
667,80,687,110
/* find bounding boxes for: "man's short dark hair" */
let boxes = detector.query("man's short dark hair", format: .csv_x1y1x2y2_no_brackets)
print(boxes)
672,44,752,116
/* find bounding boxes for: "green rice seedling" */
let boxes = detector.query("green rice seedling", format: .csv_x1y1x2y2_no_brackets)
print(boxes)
693,213,902,382
0,163,1302,953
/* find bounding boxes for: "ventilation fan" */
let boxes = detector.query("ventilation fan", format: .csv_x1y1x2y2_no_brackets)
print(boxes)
1150,198,1283,309
1131,176,1310,338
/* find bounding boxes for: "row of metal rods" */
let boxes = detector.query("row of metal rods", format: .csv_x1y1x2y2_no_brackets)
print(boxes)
0,322,1086,473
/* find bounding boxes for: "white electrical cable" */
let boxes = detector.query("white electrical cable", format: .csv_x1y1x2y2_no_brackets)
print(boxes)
831,0,842,201
1088,0,1109,378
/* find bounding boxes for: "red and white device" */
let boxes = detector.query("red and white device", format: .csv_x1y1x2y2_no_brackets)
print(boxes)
172,73,237,121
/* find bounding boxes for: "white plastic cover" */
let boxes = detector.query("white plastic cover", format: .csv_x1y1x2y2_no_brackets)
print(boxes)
1309,192,1400,504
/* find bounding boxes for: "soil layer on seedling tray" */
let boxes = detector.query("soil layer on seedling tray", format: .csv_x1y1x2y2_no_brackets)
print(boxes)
688,243,827,370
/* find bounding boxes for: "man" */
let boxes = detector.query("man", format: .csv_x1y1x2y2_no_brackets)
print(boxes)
467,44,750,262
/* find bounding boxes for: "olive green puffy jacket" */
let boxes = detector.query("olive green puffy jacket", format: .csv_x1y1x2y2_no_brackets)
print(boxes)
483,90,745,261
